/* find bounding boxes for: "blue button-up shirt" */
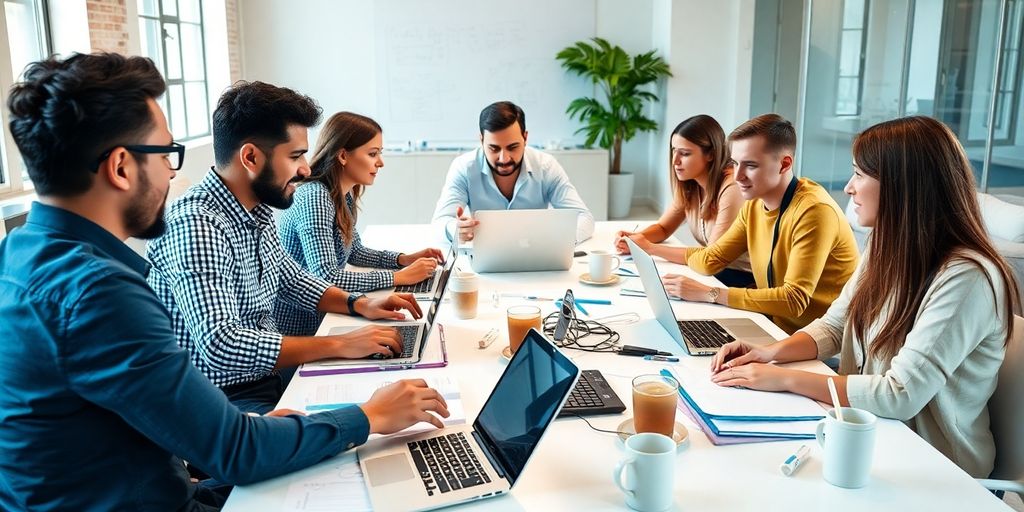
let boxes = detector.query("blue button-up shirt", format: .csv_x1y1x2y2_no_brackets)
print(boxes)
430,147,595,243
147,170,332,386
0,203,369,511
276,182,401,335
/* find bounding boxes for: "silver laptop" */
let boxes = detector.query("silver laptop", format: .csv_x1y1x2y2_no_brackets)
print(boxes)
393,244,458,300
358,329,580,512
321,262,453,366
471,209,576,273
626,237,776,356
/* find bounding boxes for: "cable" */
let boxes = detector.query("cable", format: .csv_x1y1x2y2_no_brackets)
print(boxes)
563,411,630,436
542,307,620,353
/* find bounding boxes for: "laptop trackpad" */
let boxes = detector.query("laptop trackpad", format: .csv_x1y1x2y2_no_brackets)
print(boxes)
365,454,416,487
719,319,771,340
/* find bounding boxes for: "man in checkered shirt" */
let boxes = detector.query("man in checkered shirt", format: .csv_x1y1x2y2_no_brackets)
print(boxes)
147,82,421,414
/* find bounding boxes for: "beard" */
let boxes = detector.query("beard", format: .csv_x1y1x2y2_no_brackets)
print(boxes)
125,162,168,240
486,156,523,177
252,160,301,209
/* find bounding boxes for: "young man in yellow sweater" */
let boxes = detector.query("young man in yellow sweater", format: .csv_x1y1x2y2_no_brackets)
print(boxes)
626,114,859,333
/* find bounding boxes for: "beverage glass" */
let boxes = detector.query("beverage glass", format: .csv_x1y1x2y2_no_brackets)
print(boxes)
449,271,479,319
506,305,542,354
632,374,678,437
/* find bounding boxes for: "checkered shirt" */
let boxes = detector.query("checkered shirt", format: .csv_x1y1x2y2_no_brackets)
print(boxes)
146,170,331,388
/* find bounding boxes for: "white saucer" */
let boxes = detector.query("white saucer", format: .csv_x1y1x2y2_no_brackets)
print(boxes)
616,418,689,450
579,272,621,286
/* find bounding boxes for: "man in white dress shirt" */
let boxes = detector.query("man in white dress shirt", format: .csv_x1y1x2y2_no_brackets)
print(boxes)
431,101,595,243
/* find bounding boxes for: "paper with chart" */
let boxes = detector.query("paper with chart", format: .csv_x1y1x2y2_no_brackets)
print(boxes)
301,375,465,436
671,367,825,419
283,452,370,512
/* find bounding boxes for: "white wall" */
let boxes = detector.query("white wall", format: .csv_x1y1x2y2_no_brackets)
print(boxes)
238,0,755,214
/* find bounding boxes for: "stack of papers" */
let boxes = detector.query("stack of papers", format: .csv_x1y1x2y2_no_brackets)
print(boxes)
663,368,825,442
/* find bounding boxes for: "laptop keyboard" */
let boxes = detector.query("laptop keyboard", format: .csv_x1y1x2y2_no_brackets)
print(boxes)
408,432,489,496
395,271,437,294
370,325,419,359
677,320,735,348
559,370,626,417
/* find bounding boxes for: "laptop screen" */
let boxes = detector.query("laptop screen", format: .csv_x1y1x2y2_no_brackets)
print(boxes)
473,329,578,485
626,238,687,349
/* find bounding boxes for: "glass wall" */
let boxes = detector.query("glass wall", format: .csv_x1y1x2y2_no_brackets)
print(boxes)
797,0,1024,203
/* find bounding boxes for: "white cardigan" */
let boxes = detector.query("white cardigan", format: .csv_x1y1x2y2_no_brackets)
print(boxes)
800,249,1009,478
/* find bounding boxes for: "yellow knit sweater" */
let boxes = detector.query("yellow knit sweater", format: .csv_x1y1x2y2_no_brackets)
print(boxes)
685,178,859,333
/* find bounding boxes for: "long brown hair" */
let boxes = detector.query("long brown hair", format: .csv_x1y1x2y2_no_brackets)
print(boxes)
669,115,731,222
848,116,1020,359
307,112,382,246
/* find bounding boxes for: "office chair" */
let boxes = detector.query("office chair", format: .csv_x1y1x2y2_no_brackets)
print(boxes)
977,315,1024,498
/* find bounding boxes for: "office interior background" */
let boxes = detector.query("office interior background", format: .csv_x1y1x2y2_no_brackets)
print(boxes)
0,0,1022,229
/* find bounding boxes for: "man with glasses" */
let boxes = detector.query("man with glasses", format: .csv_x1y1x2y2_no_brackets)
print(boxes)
0,53,448,511
146,81,424,414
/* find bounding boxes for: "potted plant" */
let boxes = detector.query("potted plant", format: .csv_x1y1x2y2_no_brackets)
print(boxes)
556,37,672,218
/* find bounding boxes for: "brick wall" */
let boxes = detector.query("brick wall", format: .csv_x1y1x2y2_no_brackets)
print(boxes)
86,0,129,53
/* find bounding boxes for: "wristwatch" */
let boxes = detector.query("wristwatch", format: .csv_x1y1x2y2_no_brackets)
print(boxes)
707,287,720,304
347,292,365,317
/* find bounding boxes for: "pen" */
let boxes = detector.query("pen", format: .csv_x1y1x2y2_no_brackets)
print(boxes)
478,328,499,349
643,355,679,362
780,445,810,476
574,298,612,305
574,301,590,316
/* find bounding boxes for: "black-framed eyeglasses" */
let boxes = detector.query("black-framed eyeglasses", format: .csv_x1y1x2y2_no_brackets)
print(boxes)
94,142,185,172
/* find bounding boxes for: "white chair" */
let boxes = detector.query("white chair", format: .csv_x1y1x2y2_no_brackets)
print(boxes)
977,315,1024,498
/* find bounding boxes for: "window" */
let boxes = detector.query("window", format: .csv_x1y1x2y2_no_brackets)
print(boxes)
2,0,50,189
138,0,210,141
835,0,869,116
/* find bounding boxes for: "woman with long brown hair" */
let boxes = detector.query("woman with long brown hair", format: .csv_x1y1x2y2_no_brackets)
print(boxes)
614,114,753,287
275,112,443,335
708,116,1021,477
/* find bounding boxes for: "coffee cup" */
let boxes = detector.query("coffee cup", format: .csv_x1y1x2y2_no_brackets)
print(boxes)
815,407,877,488
613,432,676,511
589,250,621,281
449,271,479,319
632,374,678,437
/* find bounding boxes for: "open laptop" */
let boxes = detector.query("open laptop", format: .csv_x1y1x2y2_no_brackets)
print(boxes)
358,329,580,512
471,209,576,273
625,237,777,356
321,262,453,367
394,244,458,300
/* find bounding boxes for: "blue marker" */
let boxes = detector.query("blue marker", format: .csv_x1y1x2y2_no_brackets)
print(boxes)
780,445,810,476
643,355,679,362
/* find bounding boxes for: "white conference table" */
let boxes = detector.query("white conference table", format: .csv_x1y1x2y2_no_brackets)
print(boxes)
224,222,1008,511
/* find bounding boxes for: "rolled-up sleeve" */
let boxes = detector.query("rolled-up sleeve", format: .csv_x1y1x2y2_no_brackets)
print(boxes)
431,157,471,244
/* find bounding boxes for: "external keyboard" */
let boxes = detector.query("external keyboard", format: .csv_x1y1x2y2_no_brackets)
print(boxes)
559,370,627,417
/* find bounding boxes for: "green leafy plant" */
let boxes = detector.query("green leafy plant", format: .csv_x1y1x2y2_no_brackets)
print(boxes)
556,37,672,174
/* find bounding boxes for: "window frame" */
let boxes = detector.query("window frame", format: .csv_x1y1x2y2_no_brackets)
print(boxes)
137,0,211,142
834,0,870,117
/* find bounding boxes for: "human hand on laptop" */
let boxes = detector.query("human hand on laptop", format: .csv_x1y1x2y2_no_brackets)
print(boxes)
394,257,439,285
354,293,423,320
613,230,640,254
328,325,404,358
398,248,445,266
455,206,479,242
361,379,451,434
661,273,713,302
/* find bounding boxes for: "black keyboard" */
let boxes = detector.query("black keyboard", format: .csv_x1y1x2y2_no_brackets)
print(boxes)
395,272,437,294
677,320,735,348
408,432,490,496
369,325,419,359
559,370,627,417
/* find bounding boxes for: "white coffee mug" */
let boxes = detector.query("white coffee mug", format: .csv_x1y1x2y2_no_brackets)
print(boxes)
815,407,877,488
613,433,675,512
448,271,479,319
589,250,621,281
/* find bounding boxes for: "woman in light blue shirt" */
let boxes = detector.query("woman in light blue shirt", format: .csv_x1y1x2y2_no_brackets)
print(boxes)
277,112,444,335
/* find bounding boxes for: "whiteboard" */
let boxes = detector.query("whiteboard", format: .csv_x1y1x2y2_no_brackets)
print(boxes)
374,0,597,144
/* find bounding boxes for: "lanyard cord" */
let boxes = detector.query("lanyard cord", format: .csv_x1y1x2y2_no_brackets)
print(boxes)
767,177,799,288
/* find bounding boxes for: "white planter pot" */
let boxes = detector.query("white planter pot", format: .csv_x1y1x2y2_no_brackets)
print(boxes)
608,173,635,219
